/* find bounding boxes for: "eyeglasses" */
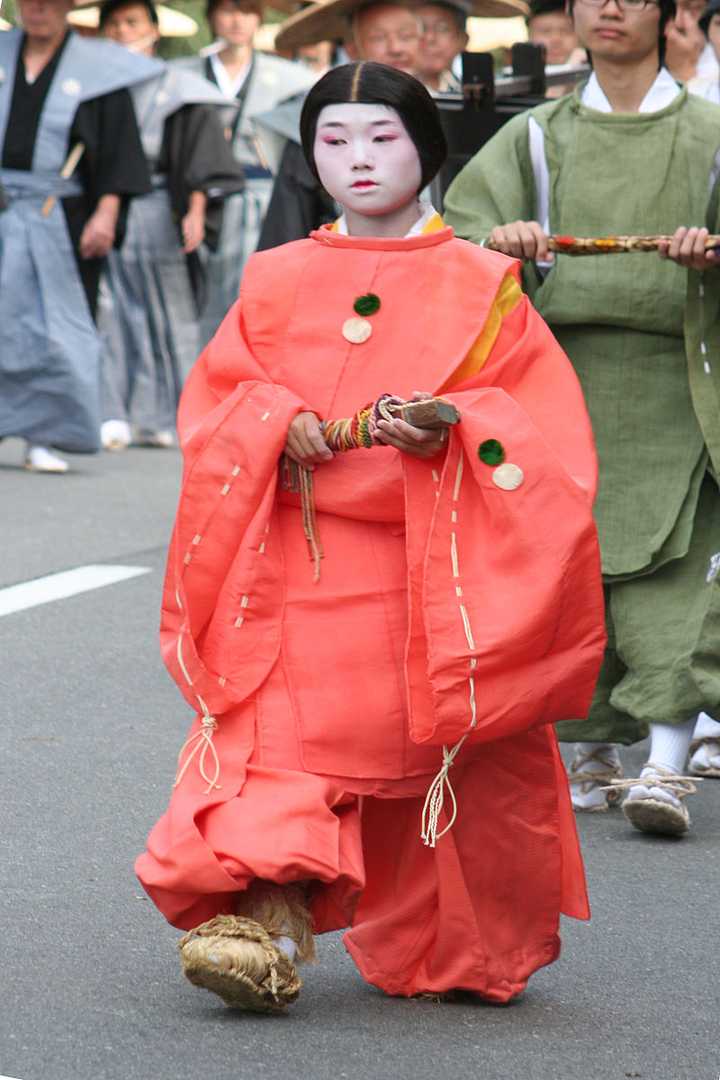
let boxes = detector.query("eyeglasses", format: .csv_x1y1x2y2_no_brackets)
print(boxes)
577,0,659,11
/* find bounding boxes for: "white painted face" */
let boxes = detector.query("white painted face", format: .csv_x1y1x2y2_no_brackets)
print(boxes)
313,102,423,218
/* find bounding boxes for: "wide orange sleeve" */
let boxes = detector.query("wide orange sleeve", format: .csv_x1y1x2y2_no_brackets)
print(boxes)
403,288,605,747
160,301,309,720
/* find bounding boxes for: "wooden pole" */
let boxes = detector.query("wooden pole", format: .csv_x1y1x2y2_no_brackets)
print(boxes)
41,142,86,218
486,233,720,256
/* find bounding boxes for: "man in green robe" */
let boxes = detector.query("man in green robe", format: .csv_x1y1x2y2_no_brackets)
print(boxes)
444,0,720,836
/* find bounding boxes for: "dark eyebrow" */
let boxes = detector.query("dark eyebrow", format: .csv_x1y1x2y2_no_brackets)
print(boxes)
317,119,399,129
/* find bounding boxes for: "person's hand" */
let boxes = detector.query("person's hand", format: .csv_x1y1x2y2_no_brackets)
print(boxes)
487,220,552,262
181,208,205,254
372,392,449,460
285,411,334,468
658,226,718,270
567,46,588,65
664,18,705,82
79,208,116,259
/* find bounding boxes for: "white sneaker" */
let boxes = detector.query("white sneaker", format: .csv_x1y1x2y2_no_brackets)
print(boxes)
620,763,698,837
135,428,175,449
567,744,623,812
24,445,69,473
101,419,131,451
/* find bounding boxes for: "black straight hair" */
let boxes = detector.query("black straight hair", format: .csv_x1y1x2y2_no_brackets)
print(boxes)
98,0,159,27
206,0,263,22
526,0,568,23
699,0,720,34
300,61,448,194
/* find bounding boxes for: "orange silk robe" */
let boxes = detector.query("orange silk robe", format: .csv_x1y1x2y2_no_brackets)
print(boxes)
136,221,606,1002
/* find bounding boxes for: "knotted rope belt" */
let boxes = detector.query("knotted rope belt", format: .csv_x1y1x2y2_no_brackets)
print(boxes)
486,233,720,255
281,394,460,582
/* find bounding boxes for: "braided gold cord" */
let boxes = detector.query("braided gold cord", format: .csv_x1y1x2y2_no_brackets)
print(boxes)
486,234,720,255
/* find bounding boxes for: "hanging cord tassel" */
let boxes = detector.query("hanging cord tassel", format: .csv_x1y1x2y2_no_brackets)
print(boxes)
421,734,468,848
298,466,323,583
174,712,222,793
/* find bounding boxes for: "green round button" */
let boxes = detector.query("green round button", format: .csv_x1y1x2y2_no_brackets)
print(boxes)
478,438,505,466
353,293,381,317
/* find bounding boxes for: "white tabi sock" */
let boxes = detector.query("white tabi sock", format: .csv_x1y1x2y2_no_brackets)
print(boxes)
693,711,720,739
646,718,696,775
690,712,720,773
569,742,622,810
628,719,697,809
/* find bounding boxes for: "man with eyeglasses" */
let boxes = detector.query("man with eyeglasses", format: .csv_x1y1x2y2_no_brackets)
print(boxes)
415,1,469,93
445,0,720,838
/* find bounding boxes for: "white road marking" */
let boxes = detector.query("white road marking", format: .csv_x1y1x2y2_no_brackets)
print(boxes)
0,564,151,617
1,1075,26,1079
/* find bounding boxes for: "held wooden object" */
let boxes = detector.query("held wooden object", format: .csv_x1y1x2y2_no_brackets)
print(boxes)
486,234,720,256
385,397,461,429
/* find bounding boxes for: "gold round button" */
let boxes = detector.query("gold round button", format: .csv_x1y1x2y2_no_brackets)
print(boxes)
492,463,524,491
342,317,373,344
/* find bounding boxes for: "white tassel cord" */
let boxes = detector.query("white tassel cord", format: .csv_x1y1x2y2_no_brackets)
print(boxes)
421,734,469,848
174,712,222,794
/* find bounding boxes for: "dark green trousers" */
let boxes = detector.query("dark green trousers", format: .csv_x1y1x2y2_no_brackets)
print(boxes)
557,475,720,745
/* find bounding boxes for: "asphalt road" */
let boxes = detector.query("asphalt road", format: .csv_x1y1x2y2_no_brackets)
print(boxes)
0,437,717,1080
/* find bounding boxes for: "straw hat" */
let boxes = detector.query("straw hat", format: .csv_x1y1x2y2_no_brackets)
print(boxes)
275,0,528,50
253,20,281,49
69,0,199,35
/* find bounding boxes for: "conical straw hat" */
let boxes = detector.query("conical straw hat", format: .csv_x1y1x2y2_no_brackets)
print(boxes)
69,1,198,36
276,0,528,50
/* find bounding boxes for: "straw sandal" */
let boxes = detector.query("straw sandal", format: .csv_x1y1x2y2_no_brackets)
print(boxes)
601,763,700,837
567,745,623,812
179,915,302,1013
179,884,315,1013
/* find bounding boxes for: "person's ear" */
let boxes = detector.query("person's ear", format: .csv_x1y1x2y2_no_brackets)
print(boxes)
460,31,469,49
345,39,359,59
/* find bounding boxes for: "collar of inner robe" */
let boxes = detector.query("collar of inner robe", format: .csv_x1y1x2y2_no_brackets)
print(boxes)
581,67,681,113
333,202,441,237
314,209,452,250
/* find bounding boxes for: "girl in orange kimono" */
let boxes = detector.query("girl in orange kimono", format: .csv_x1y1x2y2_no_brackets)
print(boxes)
136,61,606,1013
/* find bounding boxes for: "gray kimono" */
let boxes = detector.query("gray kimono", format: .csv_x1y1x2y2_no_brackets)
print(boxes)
172,50,313,345
0,30,161,452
